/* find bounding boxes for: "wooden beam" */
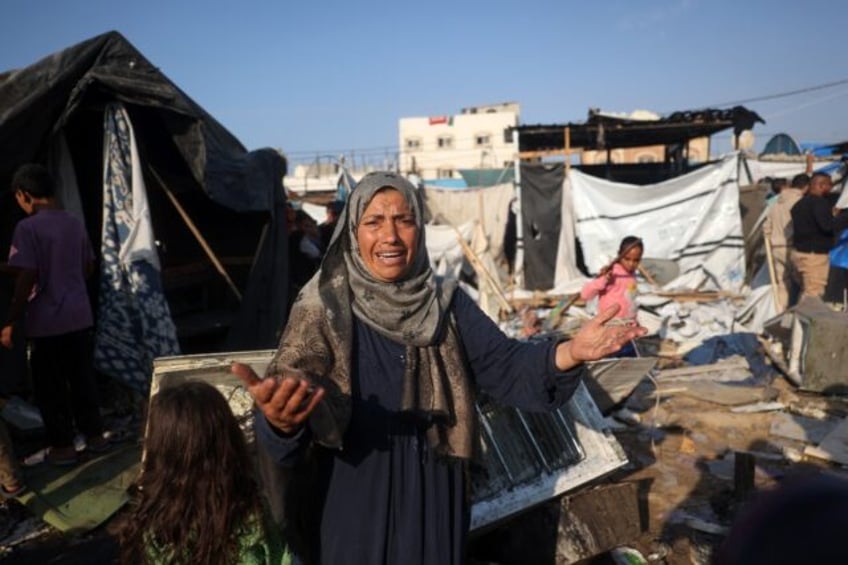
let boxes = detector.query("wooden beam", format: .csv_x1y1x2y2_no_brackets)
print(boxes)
149,167,242,301
518,149,584,160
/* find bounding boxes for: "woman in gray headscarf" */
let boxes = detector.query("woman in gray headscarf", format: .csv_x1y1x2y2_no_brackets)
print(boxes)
233,172,644,565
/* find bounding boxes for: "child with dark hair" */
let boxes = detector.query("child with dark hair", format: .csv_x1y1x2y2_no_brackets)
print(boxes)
580,236,644,324
115,380,291,565
580,236,644,357
2,163,107,465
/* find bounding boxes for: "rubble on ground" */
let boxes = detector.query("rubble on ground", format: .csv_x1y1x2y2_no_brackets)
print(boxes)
4,292,848,564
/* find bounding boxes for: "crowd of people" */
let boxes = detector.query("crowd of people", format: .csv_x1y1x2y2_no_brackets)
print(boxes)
762,168,848,310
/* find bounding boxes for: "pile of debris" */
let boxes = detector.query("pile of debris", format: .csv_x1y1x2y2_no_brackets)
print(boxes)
467,293,848,564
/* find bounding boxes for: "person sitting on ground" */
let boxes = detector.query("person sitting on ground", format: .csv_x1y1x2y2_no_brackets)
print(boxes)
114,380,292,565
1,163,108,466
763,174,808,309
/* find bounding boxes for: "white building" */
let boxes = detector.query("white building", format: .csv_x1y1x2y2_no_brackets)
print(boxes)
398,102,520,181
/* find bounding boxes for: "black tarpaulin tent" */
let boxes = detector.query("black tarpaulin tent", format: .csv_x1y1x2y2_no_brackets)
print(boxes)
0,30,289,354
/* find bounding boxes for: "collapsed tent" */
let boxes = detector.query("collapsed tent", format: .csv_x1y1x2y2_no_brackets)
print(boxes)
0,31,289,391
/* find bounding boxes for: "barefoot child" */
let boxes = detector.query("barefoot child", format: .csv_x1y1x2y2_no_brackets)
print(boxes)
115,380,291,565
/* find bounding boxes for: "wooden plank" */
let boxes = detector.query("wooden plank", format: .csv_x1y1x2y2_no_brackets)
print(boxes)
734,451,756,501
769,412,838,444
674,381,778,406
557,482,643,562
804,416,848,465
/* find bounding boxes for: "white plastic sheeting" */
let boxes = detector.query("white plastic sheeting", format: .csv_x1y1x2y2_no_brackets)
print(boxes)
423,183,514,261
564,153,746,293
425,221,475,280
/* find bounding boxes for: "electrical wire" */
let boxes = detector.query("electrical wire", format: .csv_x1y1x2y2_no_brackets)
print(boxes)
704,77,848,108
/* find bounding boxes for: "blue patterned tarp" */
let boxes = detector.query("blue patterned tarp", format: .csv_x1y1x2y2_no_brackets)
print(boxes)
94,103,180,394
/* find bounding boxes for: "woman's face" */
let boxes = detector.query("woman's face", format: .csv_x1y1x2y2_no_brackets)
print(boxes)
356,188,418,282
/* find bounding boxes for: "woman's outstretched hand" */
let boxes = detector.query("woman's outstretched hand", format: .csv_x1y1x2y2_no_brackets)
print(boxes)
231,362,326,434
555,304,648,370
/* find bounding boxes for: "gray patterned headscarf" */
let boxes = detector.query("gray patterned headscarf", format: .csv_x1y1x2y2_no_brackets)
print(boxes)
268,172,475,459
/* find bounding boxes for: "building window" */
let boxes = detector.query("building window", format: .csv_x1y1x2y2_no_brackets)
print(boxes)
474,133,491,147
437,167,454,179
405,137,421,151
437,135,454,149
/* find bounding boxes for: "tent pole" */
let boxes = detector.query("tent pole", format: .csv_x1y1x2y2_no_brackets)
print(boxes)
763,236,782,311
454,227,512,315
149,167,243,302
512,130,524,290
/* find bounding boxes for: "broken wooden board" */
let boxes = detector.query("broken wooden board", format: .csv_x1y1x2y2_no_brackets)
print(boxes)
654,356,751,384
731,401,786,414
557,482,643,563
668,382,779,406
769,412,838,444
586,357,658,414
804,416,848,465
651,290,743,302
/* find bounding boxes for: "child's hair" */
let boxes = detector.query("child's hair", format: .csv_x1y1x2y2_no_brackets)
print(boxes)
618,236,643,256
115,380,261,565
11,163,55,198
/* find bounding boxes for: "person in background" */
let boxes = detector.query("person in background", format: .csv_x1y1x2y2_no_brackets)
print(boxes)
319,200,344,252
580,236,643,324
766,177,788,204
763,174,807,310
232,171,645,565
114,380,291,565
1,163,108,466
580,236,644,357
288,208,322,299
790,173,845,299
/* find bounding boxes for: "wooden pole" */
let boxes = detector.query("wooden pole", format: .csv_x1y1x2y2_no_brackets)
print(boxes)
454,227,512,314
763,236,782,311
734,451,756,501
564,127,571,176
150,168,243,301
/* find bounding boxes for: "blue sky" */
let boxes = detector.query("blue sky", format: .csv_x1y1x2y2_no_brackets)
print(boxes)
3,0,847,167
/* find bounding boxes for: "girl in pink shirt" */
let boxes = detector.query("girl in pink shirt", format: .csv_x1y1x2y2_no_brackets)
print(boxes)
580,236,644,324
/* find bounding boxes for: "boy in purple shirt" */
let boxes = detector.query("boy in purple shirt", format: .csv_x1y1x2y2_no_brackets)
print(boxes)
1,164,107,465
